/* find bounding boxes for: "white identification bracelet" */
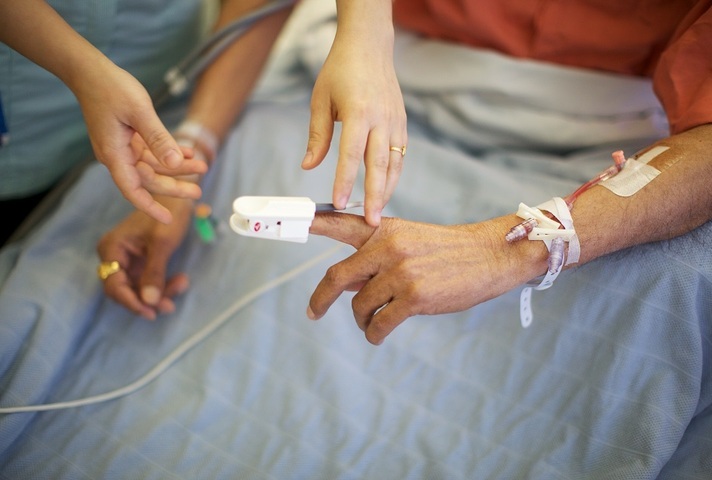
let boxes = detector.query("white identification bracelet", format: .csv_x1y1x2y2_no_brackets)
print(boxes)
174,120,219,164
510,197,580,328
504,149,645,328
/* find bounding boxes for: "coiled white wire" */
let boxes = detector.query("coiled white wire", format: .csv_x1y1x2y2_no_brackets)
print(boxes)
0,245,344,414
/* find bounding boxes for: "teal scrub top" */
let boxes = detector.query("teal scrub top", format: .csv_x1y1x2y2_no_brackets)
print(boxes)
0,0,207,198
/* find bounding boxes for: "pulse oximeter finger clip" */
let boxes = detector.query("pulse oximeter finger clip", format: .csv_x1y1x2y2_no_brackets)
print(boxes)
229,196,363,243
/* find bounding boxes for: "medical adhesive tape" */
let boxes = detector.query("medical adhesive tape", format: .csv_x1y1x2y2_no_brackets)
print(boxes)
601,145,668,197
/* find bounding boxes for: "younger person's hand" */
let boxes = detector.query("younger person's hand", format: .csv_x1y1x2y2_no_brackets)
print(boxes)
75,63,208,224
302,0,407,227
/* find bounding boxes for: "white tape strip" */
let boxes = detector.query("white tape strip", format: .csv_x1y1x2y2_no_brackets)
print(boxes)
635,145,671,164
601,146,668,197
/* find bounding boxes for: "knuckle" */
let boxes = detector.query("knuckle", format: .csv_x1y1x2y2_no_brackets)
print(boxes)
389,158,404,176
372,152,390,170
342,146,363,163
151,231,176,251
350,294,371,319
144,129,170,150
366,319,391,344
307,128,325,145
350,295,363,316
370,319,390,336
404,283,428,307
383,234,410,258
323,264,346,287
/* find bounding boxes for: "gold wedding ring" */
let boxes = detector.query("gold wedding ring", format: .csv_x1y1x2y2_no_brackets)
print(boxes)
389,145,407,157
97,260,121,281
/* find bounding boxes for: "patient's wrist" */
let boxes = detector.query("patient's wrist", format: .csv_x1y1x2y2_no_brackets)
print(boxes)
173,119,219,184
174,119,219,166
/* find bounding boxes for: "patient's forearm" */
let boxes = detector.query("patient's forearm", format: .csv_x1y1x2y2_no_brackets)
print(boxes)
567,123,712,265
184,0,293,144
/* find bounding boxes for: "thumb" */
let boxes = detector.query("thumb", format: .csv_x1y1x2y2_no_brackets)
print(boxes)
302,96,334,170
134,111,184,170
310,212,376,249
139,240,174,307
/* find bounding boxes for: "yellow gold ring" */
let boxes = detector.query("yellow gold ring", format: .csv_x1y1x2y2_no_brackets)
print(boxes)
389,145,407,157
97,261,121,281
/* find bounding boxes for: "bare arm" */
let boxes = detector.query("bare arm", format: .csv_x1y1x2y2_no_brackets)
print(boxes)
0,0,205,223
302,0,406,227
98,0,293,318
185,0,293,143
0,0,104,85
307,124,712,345
570,124,712,262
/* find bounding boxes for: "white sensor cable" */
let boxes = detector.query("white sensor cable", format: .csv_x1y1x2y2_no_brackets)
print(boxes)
0,245,345,414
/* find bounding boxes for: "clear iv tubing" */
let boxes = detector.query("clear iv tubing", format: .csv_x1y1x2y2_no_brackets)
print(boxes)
0,245,346,414
505,150,627,243
563,150,627,209
151,0,297,106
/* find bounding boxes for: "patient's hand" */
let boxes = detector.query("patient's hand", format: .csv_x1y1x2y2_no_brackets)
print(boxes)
74,63,208,224
96,196,194,320
307,213,548,345
301,6,406,228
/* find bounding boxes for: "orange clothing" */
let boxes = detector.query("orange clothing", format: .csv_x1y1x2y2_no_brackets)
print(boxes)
393,0,712,134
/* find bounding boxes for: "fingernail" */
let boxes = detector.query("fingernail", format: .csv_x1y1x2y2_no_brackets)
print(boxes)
306,306,318,320
368,211,381,227
164,149,181,168
335,195,349,210
301,151,313,168
141,285,161,306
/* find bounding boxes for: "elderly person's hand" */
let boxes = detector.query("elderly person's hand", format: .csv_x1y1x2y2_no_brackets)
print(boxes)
307,212,549,345
96,196,195,320
302,0,407,227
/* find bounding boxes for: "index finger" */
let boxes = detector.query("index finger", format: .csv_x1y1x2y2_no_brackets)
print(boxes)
310,212,376,249
333,118,369,209
108,160,173,224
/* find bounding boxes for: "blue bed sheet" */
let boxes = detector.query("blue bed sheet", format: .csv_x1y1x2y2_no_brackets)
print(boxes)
1,6,711,474
1,97,710,479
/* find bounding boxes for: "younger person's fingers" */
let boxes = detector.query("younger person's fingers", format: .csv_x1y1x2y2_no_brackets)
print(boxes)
136,163,202,199
107,161,173,224
133,112,184,169
333,120,369,209
302,96,335,170
363,128,391,226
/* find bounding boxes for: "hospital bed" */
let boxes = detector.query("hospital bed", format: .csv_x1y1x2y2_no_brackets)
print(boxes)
1,1,710,478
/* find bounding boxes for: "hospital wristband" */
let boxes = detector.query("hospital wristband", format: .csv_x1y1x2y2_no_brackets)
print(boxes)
510,197,580,328
174,120,219,166
173,120,219,184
